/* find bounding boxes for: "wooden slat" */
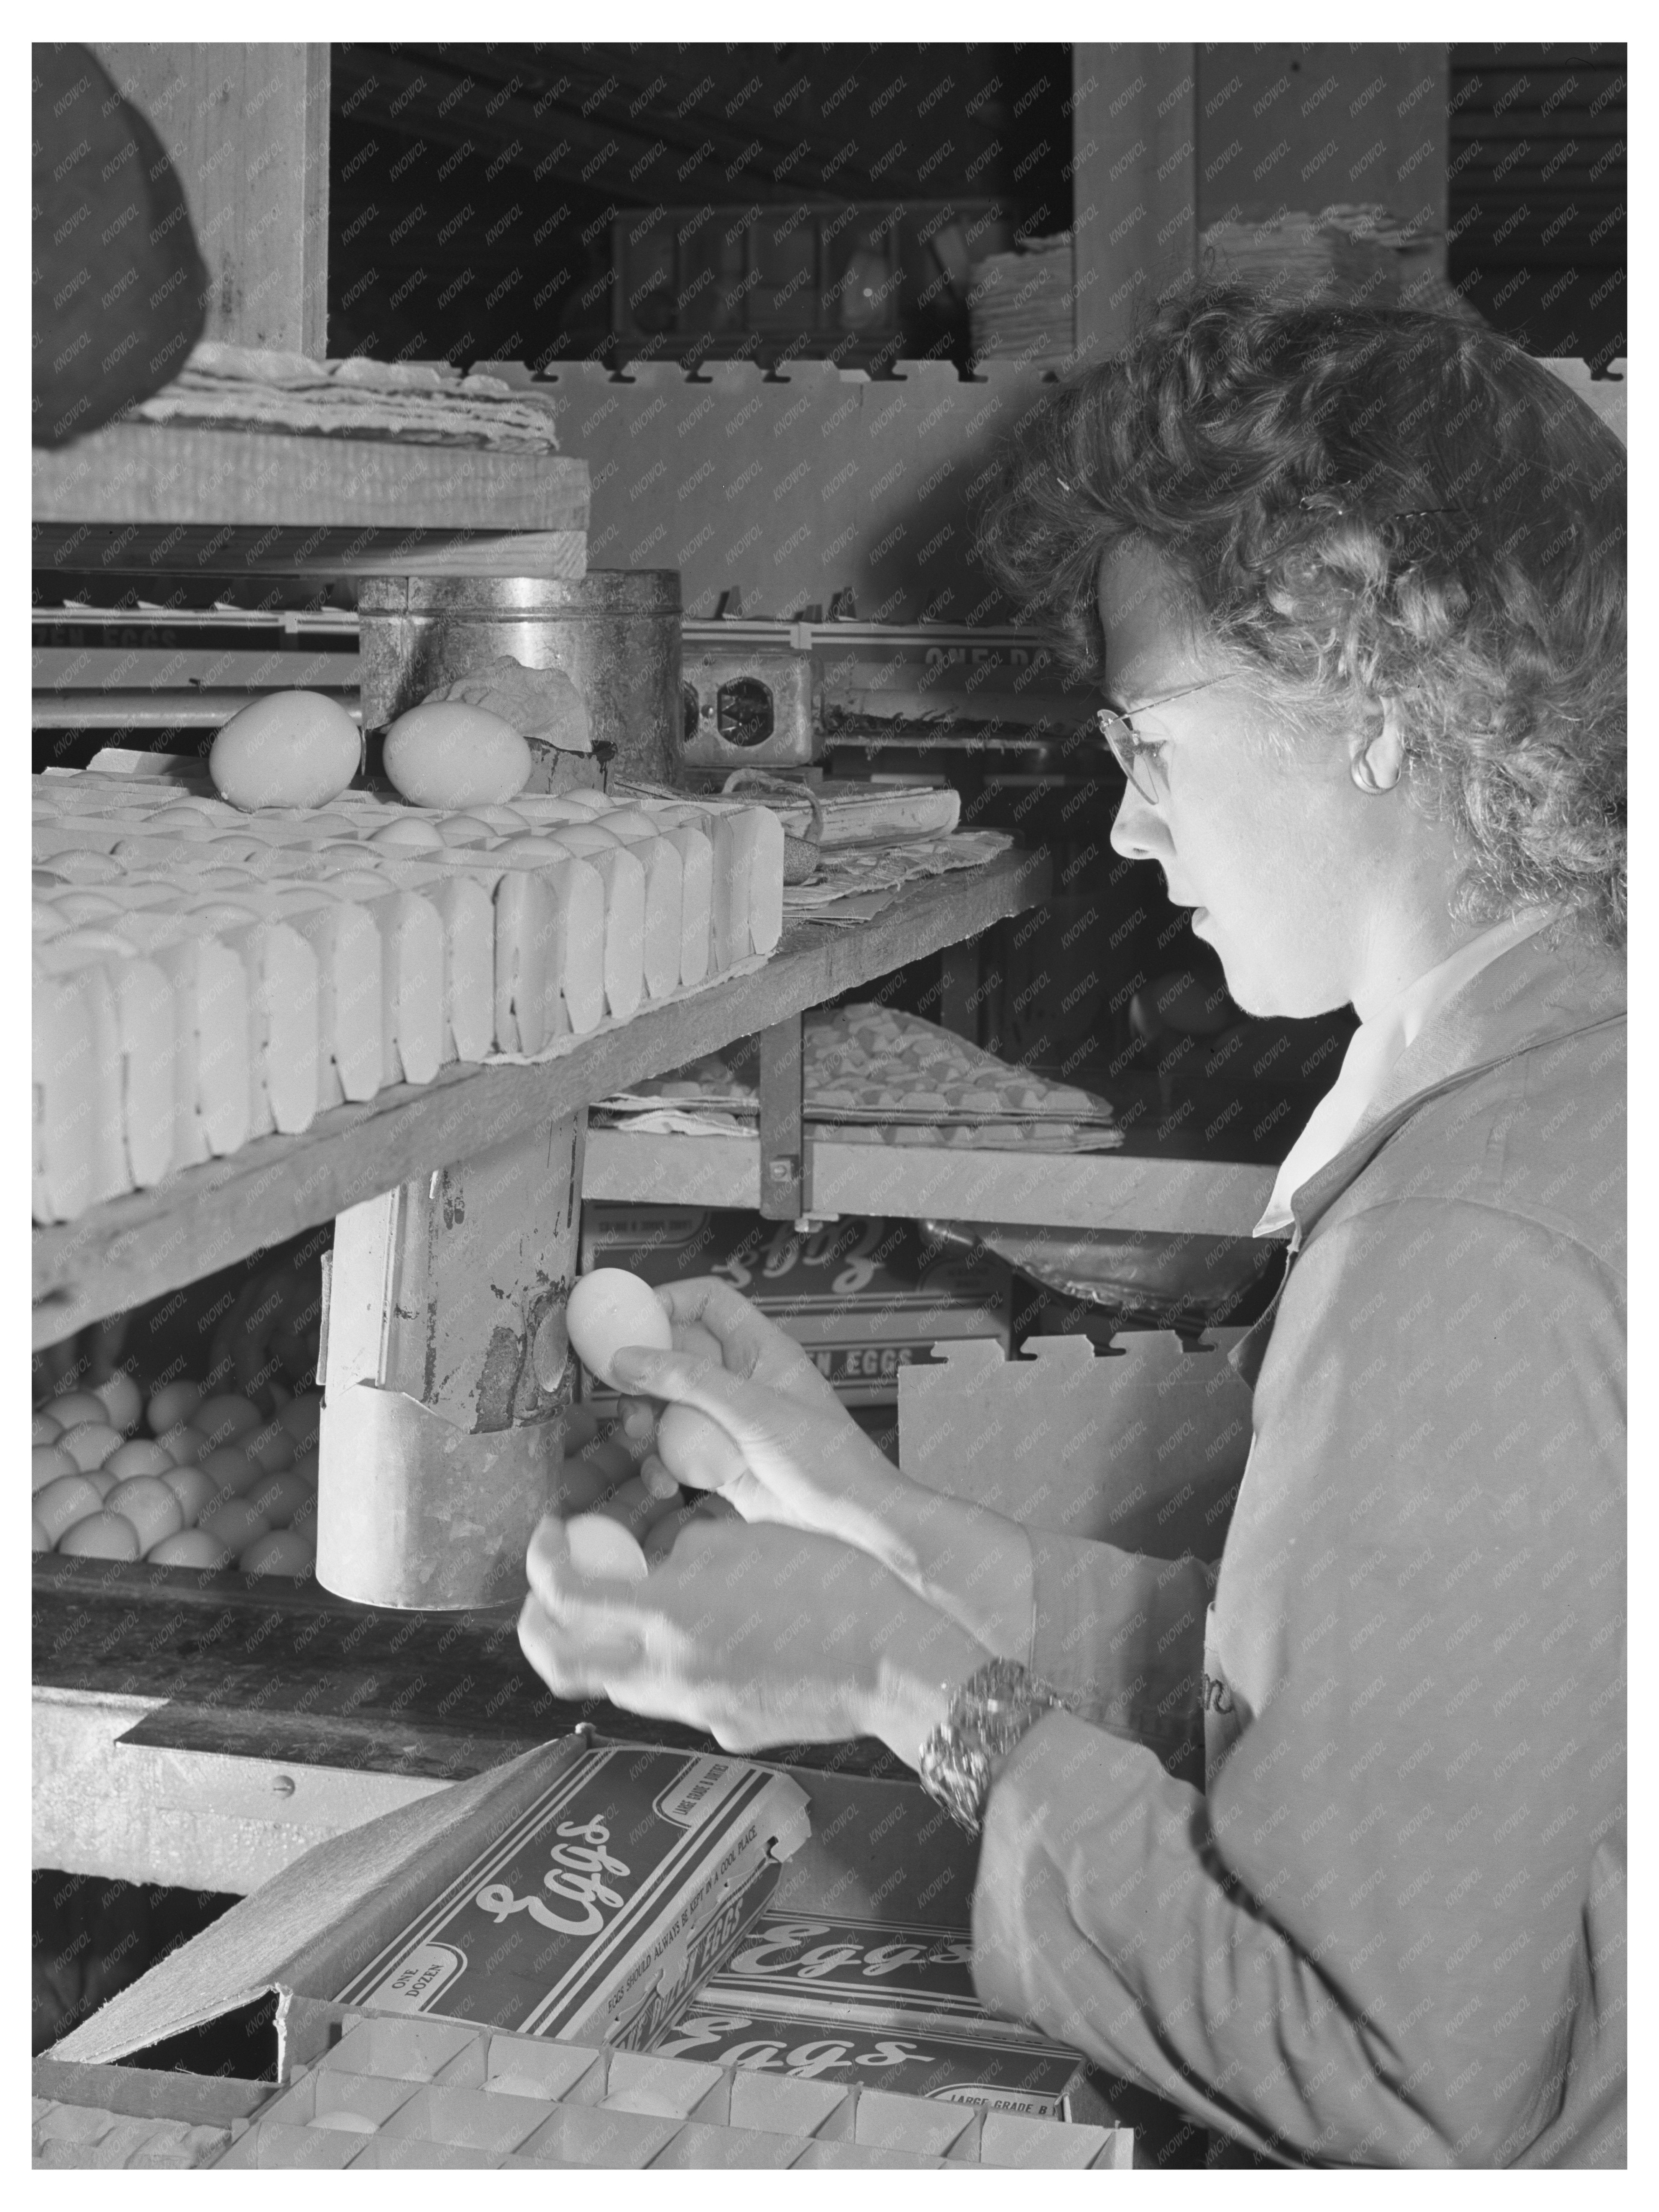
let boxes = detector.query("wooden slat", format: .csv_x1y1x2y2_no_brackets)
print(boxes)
33,524,588,578
33,851,1049,1343
584,1130,1278,1236
95,44,331,358
33,425,590,532
1071,46,1198,364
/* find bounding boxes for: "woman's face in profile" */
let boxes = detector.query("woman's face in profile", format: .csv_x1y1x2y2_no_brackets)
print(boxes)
1099,542,1376,1020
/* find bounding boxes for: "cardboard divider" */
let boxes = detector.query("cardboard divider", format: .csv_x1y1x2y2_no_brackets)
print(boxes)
348,2138,505,2168
213,2120,370,2169
792,2138,949,2169
378,2083,559,2153
441,2033,606,2103
602,2051,730,2122
509,2102,682,2168
980,2112,1131,2169
320,2015,481,2084
649,2120,811,2169
854,2085,981,2160
900,1328,1253,1560
727,2071,857,2141
255,2066,418,2133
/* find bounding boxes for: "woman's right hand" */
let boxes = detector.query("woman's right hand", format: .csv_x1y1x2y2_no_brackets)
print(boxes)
610,1277,1035,1661
613,1277,907,1555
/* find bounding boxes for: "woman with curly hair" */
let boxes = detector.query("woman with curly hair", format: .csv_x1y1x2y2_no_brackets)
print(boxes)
518,289,1626,2168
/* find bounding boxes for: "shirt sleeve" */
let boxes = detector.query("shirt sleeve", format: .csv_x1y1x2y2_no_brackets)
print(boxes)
1023,1525,1213,1759
974,1200,1626,2167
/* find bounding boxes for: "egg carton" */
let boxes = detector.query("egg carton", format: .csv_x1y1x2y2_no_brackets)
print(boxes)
31,772,785,1225
210,2014,1132,2169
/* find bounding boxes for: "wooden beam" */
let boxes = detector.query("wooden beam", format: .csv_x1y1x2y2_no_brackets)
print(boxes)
94,44,331,357
1071,46,1198,363
32,425,590,530
584,1130,1277,1238
33,852,1049,1343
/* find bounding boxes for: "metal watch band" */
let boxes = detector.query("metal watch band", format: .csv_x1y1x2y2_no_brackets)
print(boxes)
917,1658,1072,1835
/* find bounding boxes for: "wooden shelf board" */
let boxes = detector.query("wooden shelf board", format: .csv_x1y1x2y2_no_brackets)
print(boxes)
32,424,590,532
32,1556,906,1889
33,851,1048,1345
584,1129,1276,1236
33,523,588,579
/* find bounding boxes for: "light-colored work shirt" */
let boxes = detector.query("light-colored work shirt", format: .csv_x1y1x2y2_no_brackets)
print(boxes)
1254,905,1557,1243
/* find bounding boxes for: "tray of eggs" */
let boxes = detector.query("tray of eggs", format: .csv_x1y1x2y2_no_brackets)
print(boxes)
32,1371,318,1576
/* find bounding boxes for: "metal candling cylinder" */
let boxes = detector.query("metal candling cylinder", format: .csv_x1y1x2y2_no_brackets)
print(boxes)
356,570,683,785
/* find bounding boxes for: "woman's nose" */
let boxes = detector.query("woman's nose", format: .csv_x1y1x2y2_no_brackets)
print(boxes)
1110,782,1166,862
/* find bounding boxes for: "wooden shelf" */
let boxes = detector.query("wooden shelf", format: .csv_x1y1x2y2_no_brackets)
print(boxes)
32,423,589,532
33,850,1049,1346
585,1130,1275,1237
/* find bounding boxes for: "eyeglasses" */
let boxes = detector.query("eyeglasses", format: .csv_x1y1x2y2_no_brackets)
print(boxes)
1093,677,1228,803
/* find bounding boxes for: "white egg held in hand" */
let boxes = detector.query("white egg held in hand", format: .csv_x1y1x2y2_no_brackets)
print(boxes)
566,1270,674,1390
564,1513,651,1583
382,702,532,809
210,692,362,810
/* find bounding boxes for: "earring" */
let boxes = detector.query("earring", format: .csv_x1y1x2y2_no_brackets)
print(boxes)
1351,750,1398,795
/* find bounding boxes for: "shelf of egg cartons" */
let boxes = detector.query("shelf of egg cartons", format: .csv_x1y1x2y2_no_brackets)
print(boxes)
33,774,1050,1343
200,2014,1132,2171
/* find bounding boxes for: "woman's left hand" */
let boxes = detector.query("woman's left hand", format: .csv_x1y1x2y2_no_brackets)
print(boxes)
518,1512,986,1762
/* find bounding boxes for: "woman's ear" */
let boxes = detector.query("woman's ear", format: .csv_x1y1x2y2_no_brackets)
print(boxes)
1350,697,1408,794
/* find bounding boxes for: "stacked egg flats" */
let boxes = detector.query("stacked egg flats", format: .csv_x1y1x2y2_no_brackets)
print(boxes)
33,775,786,1223
32,1372,320,1576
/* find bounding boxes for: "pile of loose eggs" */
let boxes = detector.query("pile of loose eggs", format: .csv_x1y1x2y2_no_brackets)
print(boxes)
32,1373,319,1577
556,1401,734,1569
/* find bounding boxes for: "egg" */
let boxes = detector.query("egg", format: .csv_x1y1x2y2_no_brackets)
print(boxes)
104,1440,176,1483
243,1419,297,1474
49,1390,107,1429
382,702,532,810
58,1512,141,1561
195,1495,271,1553
33,1445,75,1491
239,1529,316,1579
553,1459,607,1515
160,1465,215,1528
32,1513,51,1553
199,1446,262,1501
147,1528,235,1570
84,1470,118,1502
597,808,658,843
194,1394,261,1449
34,1473,107,1543
103,1476,185,1552
31,1412,62,1447
566,1270,674,1390
158,1422,208,1466
544,823,620,856
278,1394,323,1453
437,813,496,846
564,1512,650,1583
368,813,446,850
244,1468,312,1530
209,692,362,810
463,803,530,832
148,1379,202,1434
56,1421,125,1473
570,1436,636,1488
92,1371,143,1435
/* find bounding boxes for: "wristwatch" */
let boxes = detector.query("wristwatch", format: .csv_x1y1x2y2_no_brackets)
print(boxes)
917,1658,1073,1835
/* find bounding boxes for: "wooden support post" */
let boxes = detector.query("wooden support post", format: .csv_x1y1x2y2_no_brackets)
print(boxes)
1071,46,1198,364
316,1115,584,1611
939,940,979,1046
757,1015,806,1223
93,44,331,356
